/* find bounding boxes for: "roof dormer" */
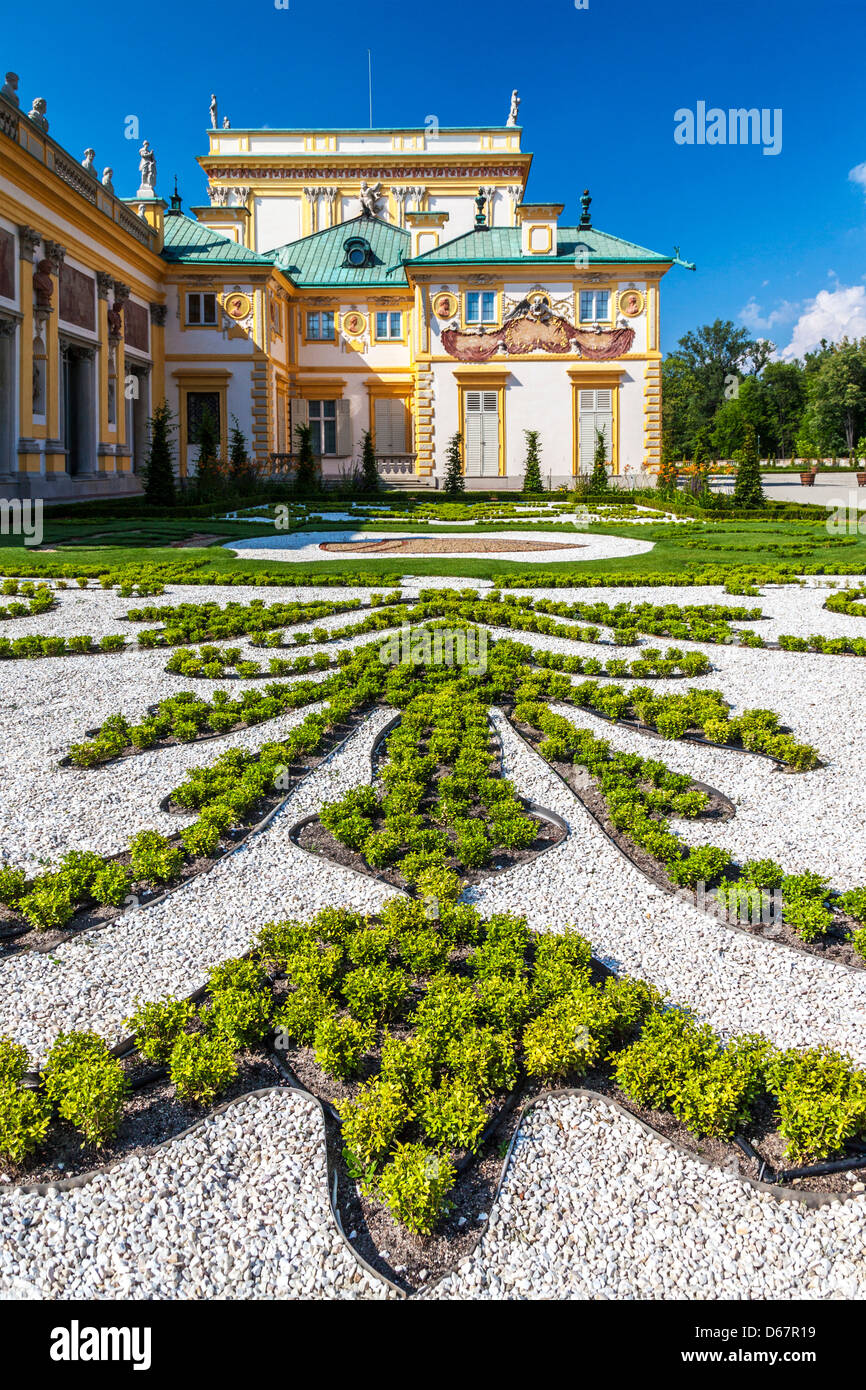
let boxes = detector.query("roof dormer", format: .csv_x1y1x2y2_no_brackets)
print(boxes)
405,210,449,257
516,203,564,257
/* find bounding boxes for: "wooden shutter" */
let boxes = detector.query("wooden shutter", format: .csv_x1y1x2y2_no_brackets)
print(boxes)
578,388,613,471
335,398,352,456
291,397,309,450
375,397,407,454
464,390,499,476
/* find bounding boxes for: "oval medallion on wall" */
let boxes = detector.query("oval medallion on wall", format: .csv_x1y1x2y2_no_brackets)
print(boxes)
342,310,366,337
431,291,459,319
224,291,252,320
618,289,645,318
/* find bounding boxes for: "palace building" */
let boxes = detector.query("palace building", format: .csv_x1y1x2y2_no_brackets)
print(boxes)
0,77,673,498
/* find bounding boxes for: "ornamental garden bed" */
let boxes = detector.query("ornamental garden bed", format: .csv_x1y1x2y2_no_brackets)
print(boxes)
510,716,864,972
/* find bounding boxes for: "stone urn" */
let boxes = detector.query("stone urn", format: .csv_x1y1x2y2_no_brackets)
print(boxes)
857,471,866,487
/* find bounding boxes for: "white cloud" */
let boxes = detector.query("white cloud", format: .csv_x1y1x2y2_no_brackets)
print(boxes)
849,162,866,194
739,296,799,332
779,283,866,359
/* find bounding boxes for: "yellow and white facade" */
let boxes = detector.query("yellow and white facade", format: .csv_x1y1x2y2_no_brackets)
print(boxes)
0,88,673,498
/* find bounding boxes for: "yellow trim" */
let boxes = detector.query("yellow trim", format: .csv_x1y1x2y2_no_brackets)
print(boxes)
461,287,500,329
296,377,346,398
302,308,337,343
372,308,407,344
172,370,231,476
180,288,221,330
568,368,623,477
457,377,507,478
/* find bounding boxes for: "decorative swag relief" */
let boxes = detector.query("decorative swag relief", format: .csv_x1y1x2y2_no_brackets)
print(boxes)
441,295,634,362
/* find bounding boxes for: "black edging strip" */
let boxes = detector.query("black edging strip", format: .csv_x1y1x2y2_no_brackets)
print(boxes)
12,1081,861,1304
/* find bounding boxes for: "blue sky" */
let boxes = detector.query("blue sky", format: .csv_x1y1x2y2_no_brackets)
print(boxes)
7,0,865,356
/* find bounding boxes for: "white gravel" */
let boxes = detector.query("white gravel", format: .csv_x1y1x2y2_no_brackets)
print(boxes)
0,706,401,1064
3,573,866,1301
426,1093,866,1300
225,529,655,565
0,1089,391,1300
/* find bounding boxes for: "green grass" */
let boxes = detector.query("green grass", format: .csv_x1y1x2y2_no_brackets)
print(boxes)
2,514,865,584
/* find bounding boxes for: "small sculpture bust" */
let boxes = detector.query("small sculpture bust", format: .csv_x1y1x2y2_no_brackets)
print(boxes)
209,93,218,129
27,97,48,132
1,72,19,107
222,115,230,128
82,148,96,174
506,89,520,126
101,167,114,192
33,258,53,309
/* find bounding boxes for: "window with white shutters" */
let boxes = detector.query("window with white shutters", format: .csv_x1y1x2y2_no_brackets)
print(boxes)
374,397,408,454
578,387,613,472
464,389,500,477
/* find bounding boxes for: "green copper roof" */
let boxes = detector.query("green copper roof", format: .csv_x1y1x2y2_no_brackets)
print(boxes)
268,215,410,287
407,225,670,266
161,210,275,266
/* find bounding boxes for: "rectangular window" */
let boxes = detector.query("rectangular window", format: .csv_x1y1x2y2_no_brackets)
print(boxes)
270,298,283,337
186,391,221,445
309,399,337,454
306,311,335,340
465,291,497,324
463,389,500,476
579,290,610,323
375,311,403,339
186,292,217,326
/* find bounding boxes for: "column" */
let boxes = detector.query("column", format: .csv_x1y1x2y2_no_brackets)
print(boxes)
149,301,167,411
111,280,130,471
15,225,40,476
42,239,66,478
96,271,113,464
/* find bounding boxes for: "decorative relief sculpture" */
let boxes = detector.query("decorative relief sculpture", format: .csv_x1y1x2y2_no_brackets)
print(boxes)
442,294,634,362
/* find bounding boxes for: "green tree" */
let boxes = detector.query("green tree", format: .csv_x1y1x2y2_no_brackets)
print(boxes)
443,431,465,497
193,408,222,501
805,340,866,456
590,426,609,491
690,425,713,498
228,416,255,491
142,400,176,506
661,353,700,461
732,423,764,508
359,429,380,494
522,429,543,493
711,375,767,458
759,362,805,461
293,421,321,495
